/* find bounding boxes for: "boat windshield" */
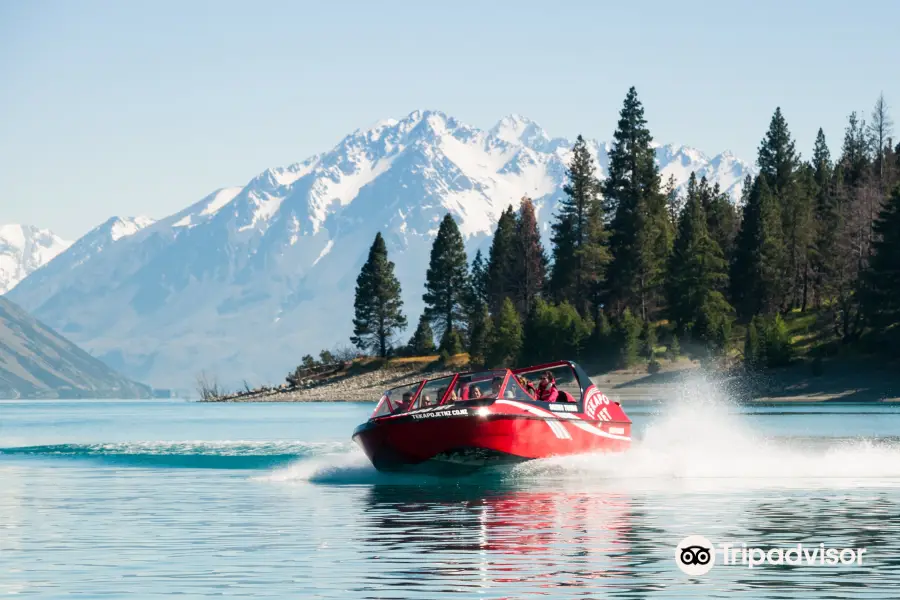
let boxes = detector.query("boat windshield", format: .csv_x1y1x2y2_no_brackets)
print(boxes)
515,363,582,400
451,370,509,400
409,374,456,410
372,380,423,418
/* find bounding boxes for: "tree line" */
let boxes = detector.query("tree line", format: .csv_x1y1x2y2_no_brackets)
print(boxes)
349,87,900,370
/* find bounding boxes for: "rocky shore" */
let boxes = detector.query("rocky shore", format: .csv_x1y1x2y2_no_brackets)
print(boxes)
205,357,900,404
206,364,455,402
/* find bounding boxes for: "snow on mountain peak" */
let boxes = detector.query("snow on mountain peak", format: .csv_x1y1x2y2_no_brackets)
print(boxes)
110,216,156,241
0,224,72,294
489,114,554,152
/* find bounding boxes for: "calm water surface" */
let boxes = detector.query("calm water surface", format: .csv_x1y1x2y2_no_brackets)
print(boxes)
3,385,900,598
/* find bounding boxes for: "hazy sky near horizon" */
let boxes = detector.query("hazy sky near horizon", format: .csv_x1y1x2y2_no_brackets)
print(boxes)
2,0,898,239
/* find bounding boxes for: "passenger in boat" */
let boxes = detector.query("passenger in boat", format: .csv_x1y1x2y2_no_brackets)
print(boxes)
469,385,482,398
490,376,513,398
395,391,413,412
518,376,536,397
536,371,559,402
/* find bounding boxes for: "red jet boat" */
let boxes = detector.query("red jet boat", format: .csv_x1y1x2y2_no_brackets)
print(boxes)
352,360,631,473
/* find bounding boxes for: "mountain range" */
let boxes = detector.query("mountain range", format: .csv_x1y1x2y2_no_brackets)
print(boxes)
6,110,755,390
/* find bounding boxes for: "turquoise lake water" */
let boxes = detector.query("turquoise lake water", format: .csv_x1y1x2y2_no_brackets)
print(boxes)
3,380,900,598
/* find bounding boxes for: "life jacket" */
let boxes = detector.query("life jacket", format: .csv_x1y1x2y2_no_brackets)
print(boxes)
537,382,558,402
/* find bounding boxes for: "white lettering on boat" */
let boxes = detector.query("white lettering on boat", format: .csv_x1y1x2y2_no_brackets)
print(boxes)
584,388,612,420
410,408,469,420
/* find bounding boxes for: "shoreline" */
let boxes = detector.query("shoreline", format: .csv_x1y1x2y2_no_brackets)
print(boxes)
204,359,900,404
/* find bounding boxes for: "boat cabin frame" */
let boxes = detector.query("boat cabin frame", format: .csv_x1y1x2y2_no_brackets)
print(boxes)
370,360,596,419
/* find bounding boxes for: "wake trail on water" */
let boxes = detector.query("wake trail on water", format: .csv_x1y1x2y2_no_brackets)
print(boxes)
511,375,900,489
0,440,355,469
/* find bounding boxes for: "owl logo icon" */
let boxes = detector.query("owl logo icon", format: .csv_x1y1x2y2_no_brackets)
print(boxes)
675,535,716,575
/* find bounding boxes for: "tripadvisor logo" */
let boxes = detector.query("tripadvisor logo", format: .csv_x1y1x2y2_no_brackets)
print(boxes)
675,535,868,575
675,535,715,575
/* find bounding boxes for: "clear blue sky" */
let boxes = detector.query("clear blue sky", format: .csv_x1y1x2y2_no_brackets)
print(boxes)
2,0,897,239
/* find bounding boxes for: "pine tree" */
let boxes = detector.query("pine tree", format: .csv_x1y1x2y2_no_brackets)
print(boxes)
512,197,547,316
549,135,610,316
467,302,492,365
587,309,615,366
486,205,518,316
664,175,681,227
469,249,488,308
810,128,840,306
485,297,523,368
701,177,738,262
666,174,731,336
730,176,786,320
862,186,900,327
868,94,894,188
792,163,817,310
407,314,436,355
840,111,870,187
758,107,799,195
350,232,407,357
423,214,470,345
521,299,553,366
830,112,875,341
605,87,671,321
615,308,642,368
757,108,810,309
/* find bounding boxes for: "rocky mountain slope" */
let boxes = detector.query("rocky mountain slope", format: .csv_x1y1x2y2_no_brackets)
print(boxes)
0,296,151,398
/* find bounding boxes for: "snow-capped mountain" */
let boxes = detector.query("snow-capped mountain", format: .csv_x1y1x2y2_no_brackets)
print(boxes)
8,110,754,389
0,224,72,294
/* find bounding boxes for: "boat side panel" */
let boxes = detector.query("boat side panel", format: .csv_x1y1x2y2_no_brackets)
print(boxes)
353,409,630,471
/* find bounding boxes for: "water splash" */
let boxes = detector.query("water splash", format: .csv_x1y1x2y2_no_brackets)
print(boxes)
510,373,900,489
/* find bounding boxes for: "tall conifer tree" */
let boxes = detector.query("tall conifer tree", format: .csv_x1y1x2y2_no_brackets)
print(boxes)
701,177,738,262
486,205,518,316
423,214,470,347
549,135,609,316
512,197,547,316
810,128,840,306
757,107,809,309
350,232,407,357
666,174,731,337
730,176,786,320
758,108,799,195
407,314,435,355
486,297,523,368
604,87,672,320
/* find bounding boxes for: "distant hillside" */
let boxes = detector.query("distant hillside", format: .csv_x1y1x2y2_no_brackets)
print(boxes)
0,296,151,399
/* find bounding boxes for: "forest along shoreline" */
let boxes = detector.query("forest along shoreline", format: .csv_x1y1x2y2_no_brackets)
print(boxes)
205,90,900,404
201,355,900,404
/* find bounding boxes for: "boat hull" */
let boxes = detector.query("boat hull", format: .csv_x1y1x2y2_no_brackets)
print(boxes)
352,402,630,473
